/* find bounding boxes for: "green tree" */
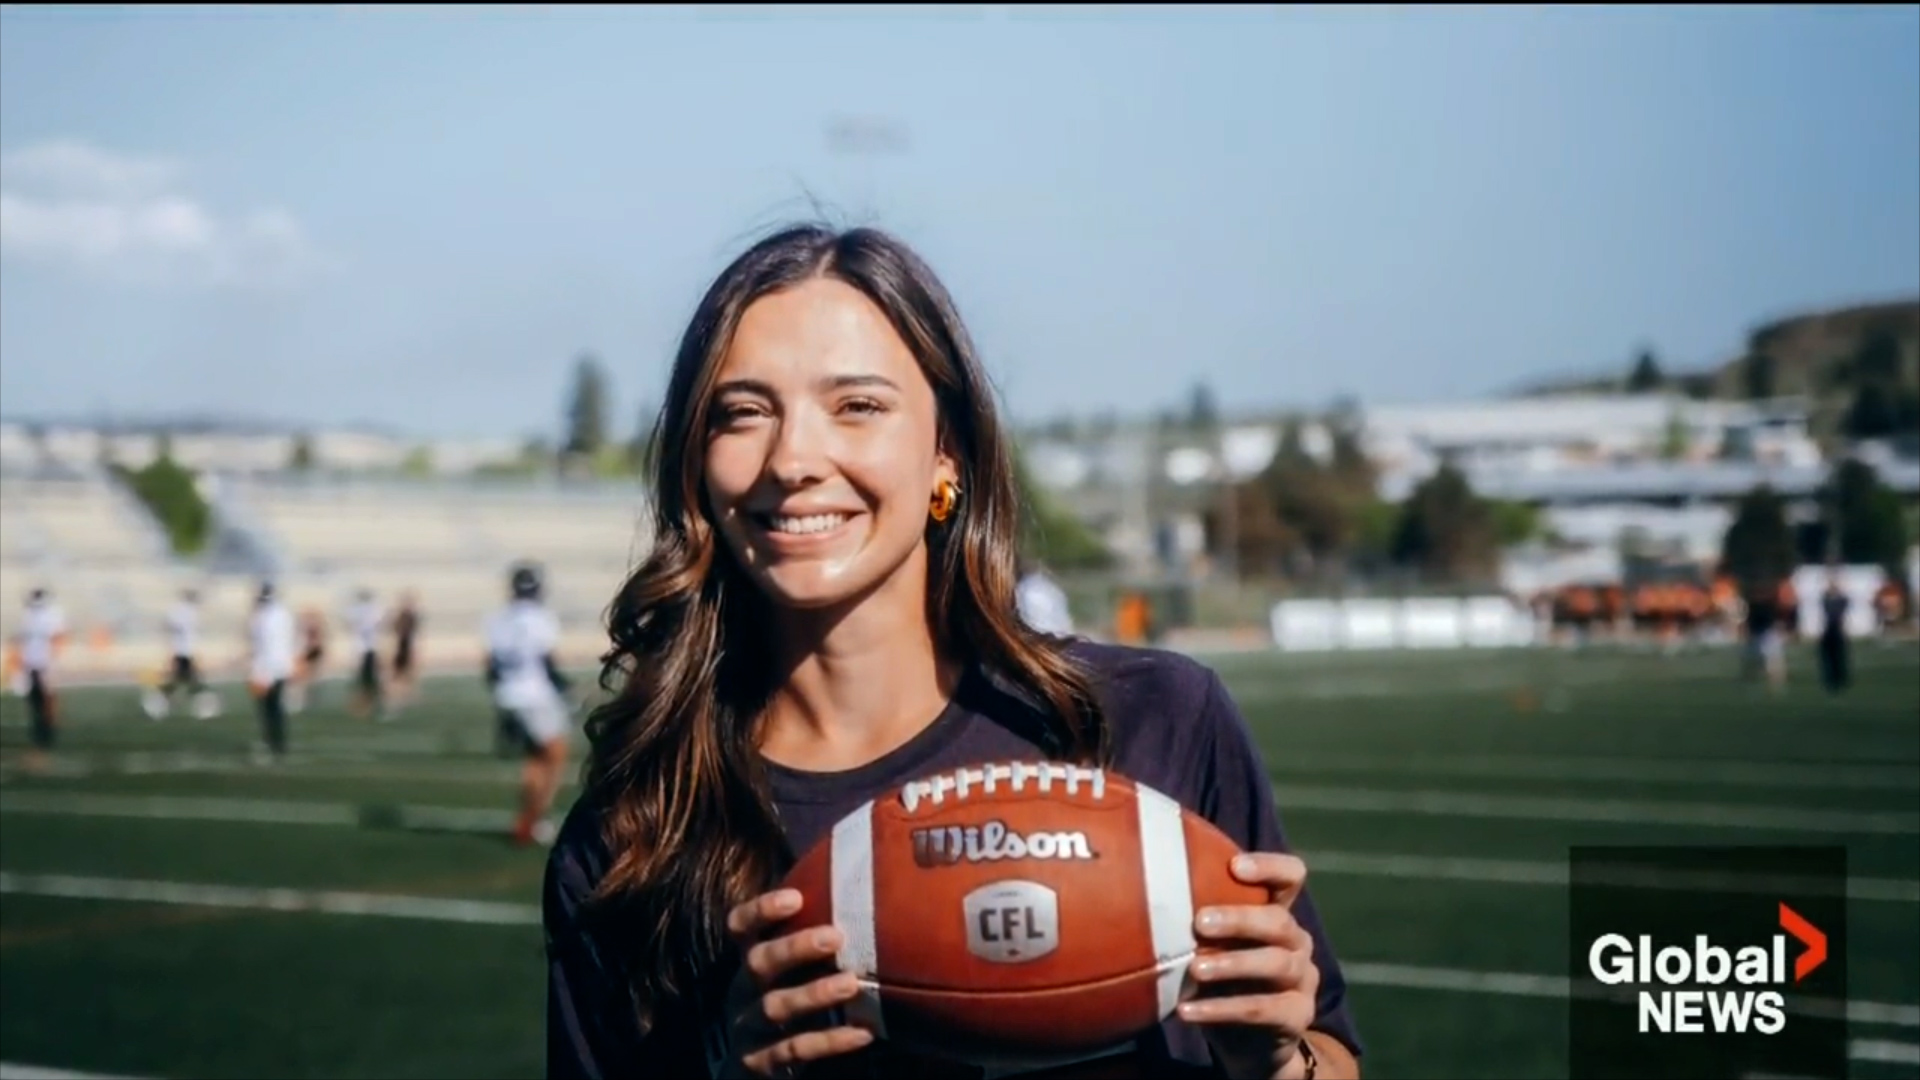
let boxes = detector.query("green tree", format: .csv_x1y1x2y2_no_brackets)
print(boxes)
1677,373,1717,400
1836,330,1920,442
1720,485,1797,594
116,449,212,555
1327,423,1373,481
289,432,317,472
1211,414,1382,581
1186,381,1221,434
399,445,434,478
1012,444,1111,570
1743,352,1778,400
1271,418,1314,471
1389,463,1500,582
1206,480,1296,578
1263,453,1357,569
1626,348,1664,393
564,352,612,459
1826,459,1910,575
1489,500,1543,547
1659,407,1691,460
1849,329,1903,385
1843,381,1904,440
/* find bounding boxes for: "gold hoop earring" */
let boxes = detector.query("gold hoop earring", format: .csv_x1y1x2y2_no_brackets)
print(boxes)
930,480,962,524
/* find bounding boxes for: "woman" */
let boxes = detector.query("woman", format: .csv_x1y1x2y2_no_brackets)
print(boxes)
544,225,1363,1080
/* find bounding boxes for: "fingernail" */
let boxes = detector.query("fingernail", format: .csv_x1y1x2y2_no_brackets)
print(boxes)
1196,910,1221,933
813,928,837,950
774,890,802,912
1179,1001,1209,1021
1233,855,1256,876
1192,958,1217,979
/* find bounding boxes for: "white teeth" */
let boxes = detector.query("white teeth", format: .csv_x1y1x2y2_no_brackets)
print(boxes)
767,513,848,535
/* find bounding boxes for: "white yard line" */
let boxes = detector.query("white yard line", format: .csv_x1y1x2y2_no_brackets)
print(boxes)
1305,850,1920,903
0,749,522,786
5,793,1917,903
0,872,535,926
4,871,1914,1033
8,781,1915,840
1850,1038,1920,1066
13,745,1915,794
0,1066,149,1080
1272,784,1920,836
1270,753,1920,793
0,792,515,833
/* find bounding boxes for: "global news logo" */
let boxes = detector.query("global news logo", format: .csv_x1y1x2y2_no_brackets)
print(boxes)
1587,902,1828,1035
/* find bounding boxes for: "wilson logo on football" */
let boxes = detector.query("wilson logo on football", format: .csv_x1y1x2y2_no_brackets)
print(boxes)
911,819,1099,868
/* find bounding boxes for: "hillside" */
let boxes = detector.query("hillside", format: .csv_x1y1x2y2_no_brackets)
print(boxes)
1715,297,1919,398
1521,297,1920,440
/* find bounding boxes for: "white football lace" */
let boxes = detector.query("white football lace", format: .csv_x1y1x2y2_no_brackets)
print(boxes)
899,762,1107,813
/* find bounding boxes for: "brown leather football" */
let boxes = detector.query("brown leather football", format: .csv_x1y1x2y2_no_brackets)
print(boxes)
777,760,1266,1065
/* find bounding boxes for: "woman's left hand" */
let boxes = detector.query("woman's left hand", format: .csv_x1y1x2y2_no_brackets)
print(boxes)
1178,852,1322,1080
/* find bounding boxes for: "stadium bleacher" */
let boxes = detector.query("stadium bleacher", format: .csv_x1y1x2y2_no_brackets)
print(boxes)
1,469,183,645
2,469,654,677
229,477,649,622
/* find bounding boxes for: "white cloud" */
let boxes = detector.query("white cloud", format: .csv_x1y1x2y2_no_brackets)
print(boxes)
0,139,329,291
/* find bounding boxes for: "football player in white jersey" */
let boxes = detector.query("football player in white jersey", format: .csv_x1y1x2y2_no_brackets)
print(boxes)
247,582,298,763
346,589,387,720
143,588,220,721
13,588,68,770
485,563,570,846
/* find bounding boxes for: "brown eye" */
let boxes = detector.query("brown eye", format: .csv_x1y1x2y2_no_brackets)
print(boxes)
840,397,887,417
713,401,769,428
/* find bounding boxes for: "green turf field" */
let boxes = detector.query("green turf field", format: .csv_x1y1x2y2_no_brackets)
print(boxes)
2,642,1916,1079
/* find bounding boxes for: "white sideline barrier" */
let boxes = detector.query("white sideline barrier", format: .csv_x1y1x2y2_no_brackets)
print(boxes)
1270,596,1537,652
1792,564,1887,639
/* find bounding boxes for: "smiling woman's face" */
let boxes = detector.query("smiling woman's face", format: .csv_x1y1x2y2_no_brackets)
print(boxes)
703,276,957,611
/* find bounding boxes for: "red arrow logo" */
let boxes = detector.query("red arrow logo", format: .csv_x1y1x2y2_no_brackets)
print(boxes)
1779,902,1826,981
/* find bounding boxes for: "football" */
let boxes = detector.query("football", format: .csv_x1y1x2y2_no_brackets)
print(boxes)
775,760,1266,1064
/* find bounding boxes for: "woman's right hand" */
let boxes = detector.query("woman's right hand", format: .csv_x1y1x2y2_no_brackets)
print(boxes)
726,886,878,1077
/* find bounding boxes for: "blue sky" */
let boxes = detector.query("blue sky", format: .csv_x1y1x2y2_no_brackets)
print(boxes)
2,4,1916,441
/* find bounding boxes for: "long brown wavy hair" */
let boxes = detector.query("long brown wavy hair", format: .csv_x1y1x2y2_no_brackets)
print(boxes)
582,224,1109,1026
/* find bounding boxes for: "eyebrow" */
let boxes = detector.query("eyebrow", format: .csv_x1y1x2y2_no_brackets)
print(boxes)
713,374,902,397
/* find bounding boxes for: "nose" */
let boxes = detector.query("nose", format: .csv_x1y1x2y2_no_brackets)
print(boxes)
766,403,833,488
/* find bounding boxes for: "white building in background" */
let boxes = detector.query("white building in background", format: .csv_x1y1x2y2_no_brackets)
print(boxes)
430,437,530,473
0,421,534,478
312,431,411,471
1540,502,1733,563
1361,394,1822,502
1016,390,1920,581
0,424,36,470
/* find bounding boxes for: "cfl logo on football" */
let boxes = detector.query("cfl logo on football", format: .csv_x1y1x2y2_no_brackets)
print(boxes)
1587,903,1827,1036
911,819,1097,868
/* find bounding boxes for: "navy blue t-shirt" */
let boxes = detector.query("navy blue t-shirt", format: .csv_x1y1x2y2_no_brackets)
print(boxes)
545,641,1363,1078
